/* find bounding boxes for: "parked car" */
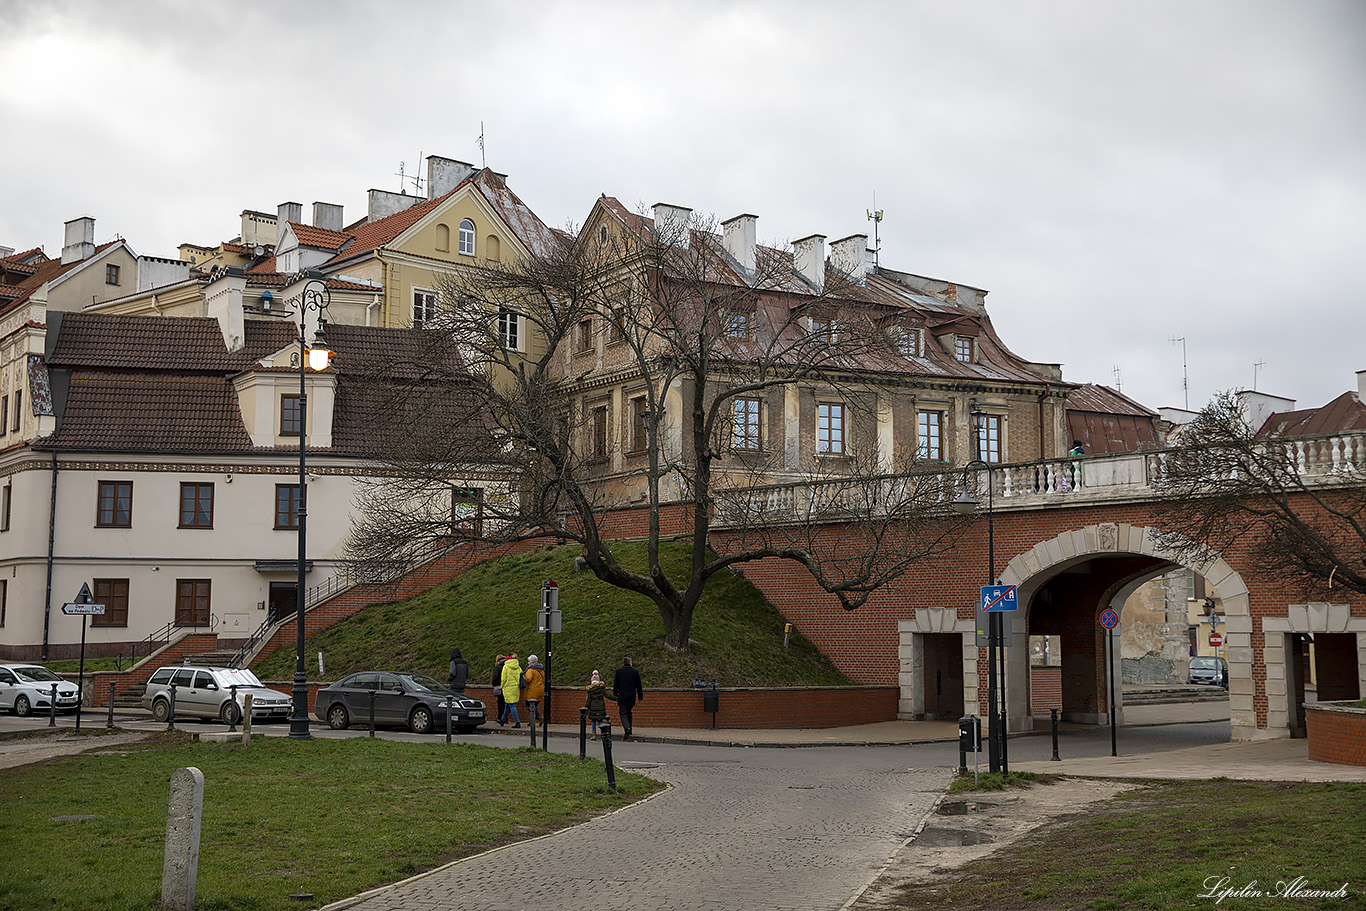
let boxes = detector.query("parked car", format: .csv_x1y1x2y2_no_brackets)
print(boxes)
0,664,81,716
314,671,487,734
142,665,292,723
1189,656,1229,688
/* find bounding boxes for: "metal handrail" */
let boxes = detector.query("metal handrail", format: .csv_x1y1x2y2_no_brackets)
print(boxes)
114,614,219,671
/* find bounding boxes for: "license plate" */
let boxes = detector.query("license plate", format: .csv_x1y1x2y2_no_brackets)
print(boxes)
469,711,484,718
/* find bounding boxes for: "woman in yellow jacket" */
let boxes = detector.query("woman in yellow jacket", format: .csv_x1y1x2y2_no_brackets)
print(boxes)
500,653,523,727
523,655,545,724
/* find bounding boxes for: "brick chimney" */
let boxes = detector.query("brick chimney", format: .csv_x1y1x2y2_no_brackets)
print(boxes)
722,214,757,275
793,235,826,293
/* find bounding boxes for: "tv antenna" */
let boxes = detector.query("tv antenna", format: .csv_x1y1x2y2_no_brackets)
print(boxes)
477,122,486,168
866,195,884,269
1252,359,1267,391
1112,365,1123,392
1169,336,1189,410
394,154,425,196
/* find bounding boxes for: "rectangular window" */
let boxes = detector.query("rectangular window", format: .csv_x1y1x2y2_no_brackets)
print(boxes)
629,396,648,453
810,317,834,344
11,390,19,433
92,578,129,627
732,397,762,451
96,480,133,527
917,410,944,461
0,579,5,627
724,311,752,340
0,395,7,436
175,579,211,626
589,404,608,460
896,327,920,357
451,487,483,536
576,318,594,353
458,220,475,256
817,402,845,455
280,394,302,436
413,290,436,329
275,484,301,529
105,264,120,285
1,483,9,531
607,307,626,344
976,414,1002,464
497,309,520,350
179,482,214,528
955,336,975,363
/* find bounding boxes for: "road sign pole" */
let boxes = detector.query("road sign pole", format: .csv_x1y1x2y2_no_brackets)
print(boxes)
75,615,87,732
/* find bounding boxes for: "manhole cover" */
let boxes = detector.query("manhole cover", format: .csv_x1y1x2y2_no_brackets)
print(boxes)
51,815,103,822
916,826,994,847
936,800,997,816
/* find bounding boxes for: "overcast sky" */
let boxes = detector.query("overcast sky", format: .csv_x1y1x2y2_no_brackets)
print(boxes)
2,0,1362,414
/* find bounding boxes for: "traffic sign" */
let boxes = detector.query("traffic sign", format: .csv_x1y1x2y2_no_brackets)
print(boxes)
74,582,94,604
981,585,1018,612
1209,631,1224,647
63,602,105,615
1100,608,1119,629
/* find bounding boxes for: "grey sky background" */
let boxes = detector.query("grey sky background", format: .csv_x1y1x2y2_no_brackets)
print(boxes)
3,0,1362,415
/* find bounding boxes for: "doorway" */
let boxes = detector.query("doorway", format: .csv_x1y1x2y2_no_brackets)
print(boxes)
922,633,964,719
269,582,298,624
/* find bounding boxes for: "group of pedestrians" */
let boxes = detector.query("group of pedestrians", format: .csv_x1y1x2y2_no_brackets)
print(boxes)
448,648,643,737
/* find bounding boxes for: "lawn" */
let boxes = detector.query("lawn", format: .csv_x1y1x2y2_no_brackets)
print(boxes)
0,730,660,911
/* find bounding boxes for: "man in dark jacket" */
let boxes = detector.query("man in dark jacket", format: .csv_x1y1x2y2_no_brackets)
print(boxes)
492,654,508,725
447,648,469,693
612,657,644,740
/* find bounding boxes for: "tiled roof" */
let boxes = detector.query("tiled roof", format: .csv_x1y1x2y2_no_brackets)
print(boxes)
0,242,121,316
472,170,564,260
329,192,453,264
48,314,235,371
1065,384,1157,418
291,223,352,252
1260,391,1366,437
43,372,254,452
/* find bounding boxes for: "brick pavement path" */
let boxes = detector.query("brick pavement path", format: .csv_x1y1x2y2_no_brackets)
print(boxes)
327,756,954,911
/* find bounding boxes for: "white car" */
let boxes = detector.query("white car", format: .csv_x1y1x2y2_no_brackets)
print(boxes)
0,664,82,716
142,665,292,724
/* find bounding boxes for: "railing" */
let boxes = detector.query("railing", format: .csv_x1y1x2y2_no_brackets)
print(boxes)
1145,431,1366,481
114,613,219,670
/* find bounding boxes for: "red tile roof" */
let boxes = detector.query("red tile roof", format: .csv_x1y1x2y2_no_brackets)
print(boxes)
290,223,352,252
0,242,121,316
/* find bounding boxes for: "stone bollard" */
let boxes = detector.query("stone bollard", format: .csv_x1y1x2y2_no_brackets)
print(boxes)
161,766,204,911
241,693,253,746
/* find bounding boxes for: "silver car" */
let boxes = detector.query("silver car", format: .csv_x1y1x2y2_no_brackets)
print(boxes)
143,665,292,723
0,664,81,716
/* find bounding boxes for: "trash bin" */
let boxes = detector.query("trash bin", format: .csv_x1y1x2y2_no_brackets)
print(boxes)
702,685,719,728
958,715,981,753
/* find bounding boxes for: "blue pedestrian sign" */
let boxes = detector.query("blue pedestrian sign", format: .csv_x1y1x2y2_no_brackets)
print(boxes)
981,585,1018,612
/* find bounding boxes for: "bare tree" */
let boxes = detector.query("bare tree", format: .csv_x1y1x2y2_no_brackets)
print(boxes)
346,211,969,651
1151,391,1366,596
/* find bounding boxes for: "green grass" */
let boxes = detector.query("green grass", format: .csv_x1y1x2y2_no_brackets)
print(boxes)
254,541,851,688
0,730,660,911
948,770,1054,792
45,656,126,674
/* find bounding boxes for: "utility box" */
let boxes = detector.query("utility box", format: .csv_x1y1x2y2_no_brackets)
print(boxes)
958,715,982,752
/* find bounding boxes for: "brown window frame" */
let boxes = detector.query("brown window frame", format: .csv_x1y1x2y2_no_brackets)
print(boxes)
179,482,214,529
917,410,944,461
724,310,753,341
0,395,7,436
275,484,301,529
817,401,846,455
810,317,834,345
629,396,648,453
11,390,19,433
174,579,211,627
96,480,133,528
589,404,609,461
0,579,5,627
1,483,10,532
575,318,594,354
280,393,303,436
92,578,129,627
955,336,975,363
732,397,763,451
105,263,120,285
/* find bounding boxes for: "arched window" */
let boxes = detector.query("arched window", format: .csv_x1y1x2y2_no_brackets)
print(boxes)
459,219,475,256
435,223,450,252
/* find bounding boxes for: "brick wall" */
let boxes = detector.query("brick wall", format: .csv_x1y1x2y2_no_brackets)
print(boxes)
1030,666,1062,714
1305,704,1366,766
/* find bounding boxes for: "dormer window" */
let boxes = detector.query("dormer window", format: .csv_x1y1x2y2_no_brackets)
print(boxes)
809,317,834,345
895,327,920,357
724,311,753,340
459,219,475,256
954,336,975,363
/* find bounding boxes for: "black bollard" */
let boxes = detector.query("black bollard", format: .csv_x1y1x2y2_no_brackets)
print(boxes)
579,706,588,760
1050,707,1061,761
527,699,538,748
445,695,454,744
107,682,116,729
166,682,178,731
368,688,377,738
600,720,618,793
227,685,239,733
48,683,58,727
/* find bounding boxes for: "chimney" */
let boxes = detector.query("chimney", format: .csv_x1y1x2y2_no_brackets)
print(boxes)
652,203,692,249
277,202,303,231
426,156,477,198
313,202,344,232
205,266,247,352
61,217,96,265
367,189,424,223
1357,369,1365,398
793,235,826,293
722,214,758,275
830,234,869,285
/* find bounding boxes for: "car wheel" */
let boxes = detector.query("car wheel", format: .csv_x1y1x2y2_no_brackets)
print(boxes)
326,704,350,730
14,694,31,717
409,705,434,735
151,698,171,723
220,701,243,725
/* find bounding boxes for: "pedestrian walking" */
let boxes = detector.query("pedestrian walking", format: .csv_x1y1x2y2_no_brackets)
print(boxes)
612,656,643,740
585,669,615,739
501,653,524,727
447,648,469,694
492,654,507,725
523,654,545,723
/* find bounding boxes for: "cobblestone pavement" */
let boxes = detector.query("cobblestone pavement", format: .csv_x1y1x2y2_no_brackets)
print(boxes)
326,754,954,911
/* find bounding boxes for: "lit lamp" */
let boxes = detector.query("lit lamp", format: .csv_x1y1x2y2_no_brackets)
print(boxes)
287,273,331,740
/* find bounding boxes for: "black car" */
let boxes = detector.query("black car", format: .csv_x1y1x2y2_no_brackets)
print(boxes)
314,672,486,734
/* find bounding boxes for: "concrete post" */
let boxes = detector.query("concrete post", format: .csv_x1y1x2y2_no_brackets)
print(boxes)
242,693,253,747
161,766,204,911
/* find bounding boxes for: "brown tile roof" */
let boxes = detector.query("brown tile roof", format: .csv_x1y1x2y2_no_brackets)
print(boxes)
48,314,235,370
290,223,352,252
44,372,254,452
1065,385,1163,454
1260,391,1366,437
0,242,121,316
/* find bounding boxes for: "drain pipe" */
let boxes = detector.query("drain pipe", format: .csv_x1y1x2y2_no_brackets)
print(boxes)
42,452,58,661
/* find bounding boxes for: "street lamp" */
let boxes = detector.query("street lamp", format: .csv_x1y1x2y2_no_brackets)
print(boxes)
951,406,1007,774
286,272,331,740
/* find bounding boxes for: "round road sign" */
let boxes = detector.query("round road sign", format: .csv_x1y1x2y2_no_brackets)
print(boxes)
1209,631,1224,647
1100,609,1119,629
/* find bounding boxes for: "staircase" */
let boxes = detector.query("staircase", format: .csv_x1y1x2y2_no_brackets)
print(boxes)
182,650,241,667
1123,685,1229,705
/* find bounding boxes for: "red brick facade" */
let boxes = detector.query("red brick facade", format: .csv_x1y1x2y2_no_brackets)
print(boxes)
1304,704,1366,766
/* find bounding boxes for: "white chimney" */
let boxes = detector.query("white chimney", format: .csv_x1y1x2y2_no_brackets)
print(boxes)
367,189,423,223
61,217,96,265
793,235,826,293
313,202,344,232
652,203,692,249
277,201,303,230
830,234,869,285
426,156,477,198
1357,369,1365,398
722,214,758,275
205,266,246,353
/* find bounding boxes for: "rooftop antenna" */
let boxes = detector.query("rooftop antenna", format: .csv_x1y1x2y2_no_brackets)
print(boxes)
477,122,486,169
1169,335,1189,410
410,150,425,196
1112,365,1123,392
1252,359,1267,391
866,195,884,269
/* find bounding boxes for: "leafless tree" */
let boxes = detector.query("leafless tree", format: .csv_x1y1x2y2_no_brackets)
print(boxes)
346,212,969,650
1151,391,1366,596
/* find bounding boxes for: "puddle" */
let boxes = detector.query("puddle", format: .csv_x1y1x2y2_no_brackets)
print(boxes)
936,800,997,816
915,826,994,847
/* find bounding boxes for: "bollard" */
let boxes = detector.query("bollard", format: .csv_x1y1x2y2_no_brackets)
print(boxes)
579,706,588,760
527,699,538,747
445,694,454,744
48,683,58,727
107,682,116,729
241,693,253,746
368,688,377,738
227,685,239,733
600,721,618,793
1050,707,1061,761
161,766,204,911
167,683,178,732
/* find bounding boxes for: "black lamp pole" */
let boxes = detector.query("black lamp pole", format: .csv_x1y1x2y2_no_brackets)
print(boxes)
288,273,330,740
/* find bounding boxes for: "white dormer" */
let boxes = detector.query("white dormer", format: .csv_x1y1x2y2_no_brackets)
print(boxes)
232,345,335,449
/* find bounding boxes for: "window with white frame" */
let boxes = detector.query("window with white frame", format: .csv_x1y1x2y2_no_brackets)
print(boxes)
459,219,475,255
724,310,753,340
498,309,521,350
817,401,845,455
896,326,920,357
976,413,1002,463
917,410,943,461
955,336,975,363
413,289,436,329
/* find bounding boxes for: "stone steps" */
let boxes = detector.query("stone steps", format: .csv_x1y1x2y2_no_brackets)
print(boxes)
1123,685,1228,705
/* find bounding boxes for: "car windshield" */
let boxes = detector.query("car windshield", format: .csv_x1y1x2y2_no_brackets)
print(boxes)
215,669,265,688
13,666,63,683
1191,658,1217,670
401,674,450,694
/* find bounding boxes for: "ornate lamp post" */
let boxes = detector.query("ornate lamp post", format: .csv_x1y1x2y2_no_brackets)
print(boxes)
951,406,1007,774
286,272,331,740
